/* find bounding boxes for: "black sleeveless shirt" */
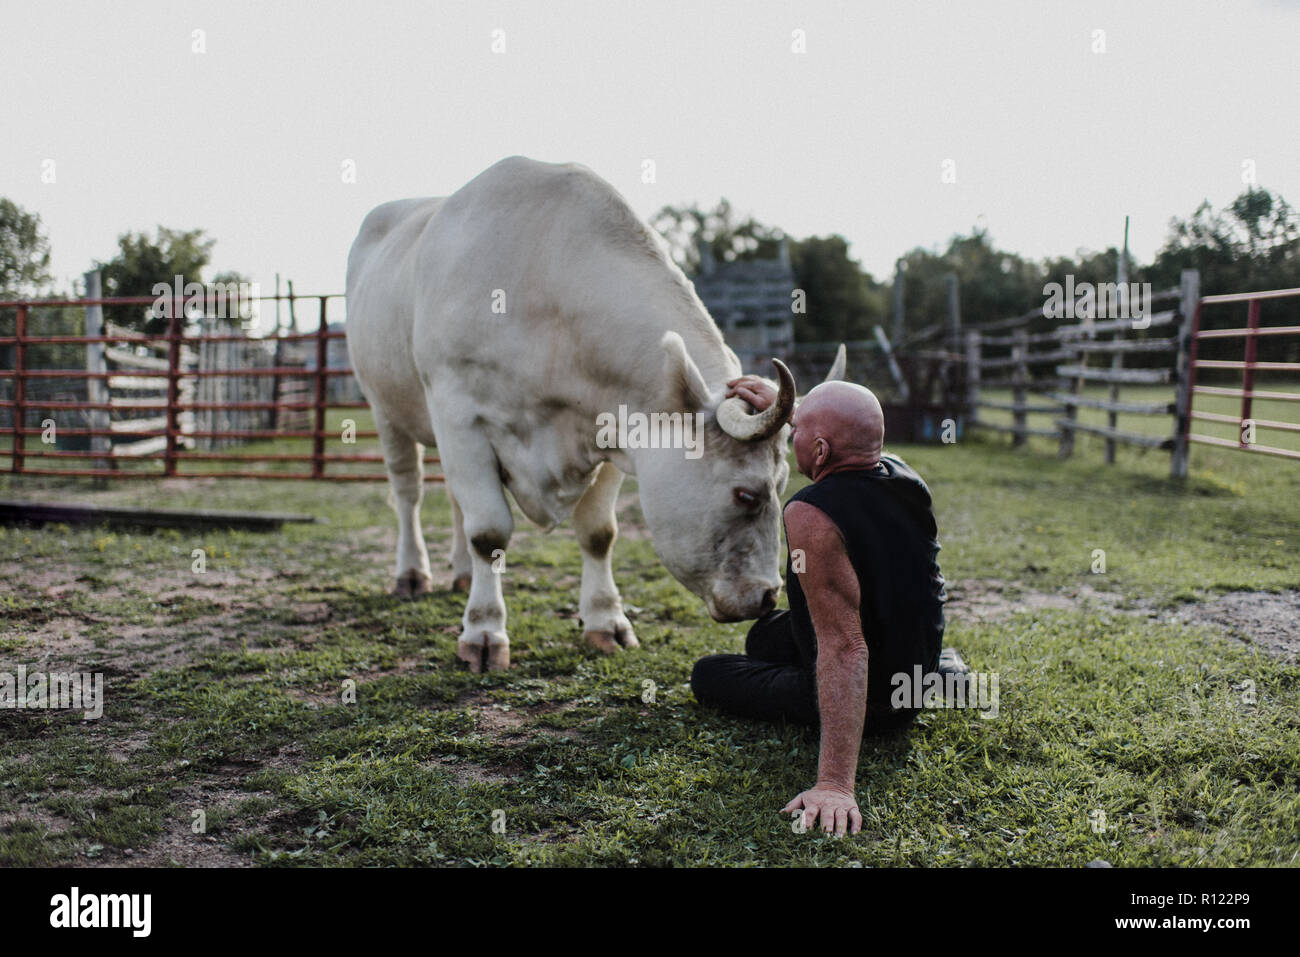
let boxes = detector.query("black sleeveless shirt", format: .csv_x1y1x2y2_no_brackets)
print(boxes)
785,455,946,716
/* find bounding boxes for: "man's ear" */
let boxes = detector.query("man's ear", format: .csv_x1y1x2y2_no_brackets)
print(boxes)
815,436,830,468
659,331,711,412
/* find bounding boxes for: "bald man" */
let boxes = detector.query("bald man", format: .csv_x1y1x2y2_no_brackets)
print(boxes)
691,375,956,836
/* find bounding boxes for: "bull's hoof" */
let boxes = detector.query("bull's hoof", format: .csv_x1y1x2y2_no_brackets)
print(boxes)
451,573,472,593
583,623,639,654
393,569,433,598
457,632,510,673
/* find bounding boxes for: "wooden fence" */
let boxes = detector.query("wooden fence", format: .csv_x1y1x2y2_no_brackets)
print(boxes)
100,320,197,458
85,286,278,461
193,317,280,451
965,270,1202,478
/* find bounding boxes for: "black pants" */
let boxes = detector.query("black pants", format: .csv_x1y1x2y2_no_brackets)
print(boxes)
690,610,919,732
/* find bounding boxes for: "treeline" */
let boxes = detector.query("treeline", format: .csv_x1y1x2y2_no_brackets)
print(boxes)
0,205,248,369
3,186,1297,367
652,187,1300,363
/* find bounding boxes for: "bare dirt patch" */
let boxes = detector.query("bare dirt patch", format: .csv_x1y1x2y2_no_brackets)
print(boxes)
946,579,1300,660
88,782,258,869
3,558,332,678
92,744,308,868
0,805,70,837
1168,590,1300,662
427,755,519,786
457,690,533,741
944,579,1130,620
20,616,227,678
457,690,589,741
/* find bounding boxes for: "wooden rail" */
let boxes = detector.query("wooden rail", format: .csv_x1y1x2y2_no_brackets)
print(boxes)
965,276,1196,475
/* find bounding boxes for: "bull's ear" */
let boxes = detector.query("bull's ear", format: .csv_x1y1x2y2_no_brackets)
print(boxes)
659,331,711,412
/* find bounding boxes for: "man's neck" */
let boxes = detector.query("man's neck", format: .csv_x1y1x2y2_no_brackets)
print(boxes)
811,455,881,483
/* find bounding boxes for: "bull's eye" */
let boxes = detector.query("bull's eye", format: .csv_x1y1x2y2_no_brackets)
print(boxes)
733,488,760,510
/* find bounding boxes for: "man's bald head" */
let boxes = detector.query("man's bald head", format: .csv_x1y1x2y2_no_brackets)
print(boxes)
790,381,885,479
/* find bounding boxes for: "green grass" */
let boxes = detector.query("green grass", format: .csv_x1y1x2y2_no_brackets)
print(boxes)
0,424,1297,866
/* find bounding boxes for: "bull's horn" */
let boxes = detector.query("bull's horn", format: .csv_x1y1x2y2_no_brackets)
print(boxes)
716,357,796,442
824,343,846,383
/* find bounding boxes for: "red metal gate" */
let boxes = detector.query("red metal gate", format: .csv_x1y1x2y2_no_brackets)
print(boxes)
1183,286,1300,462
0,293,440,481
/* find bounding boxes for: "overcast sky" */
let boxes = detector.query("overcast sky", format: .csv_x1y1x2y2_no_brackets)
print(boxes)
3,0,1297,333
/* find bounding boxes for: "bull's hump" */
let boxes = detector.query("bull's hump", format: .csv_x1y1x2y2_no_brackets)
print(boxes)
457,156,627,226
484,154,594,184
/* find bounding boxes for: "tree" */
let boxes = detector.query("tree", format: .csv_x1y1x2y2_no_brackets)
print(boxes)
1149,187,1300,363
895,227,1045,338
650,200,784,276
788,235,887,342
1148,187,1299,292
0,201,85,373
96,227,216,333
0,198,52,296
1041,247,1129,292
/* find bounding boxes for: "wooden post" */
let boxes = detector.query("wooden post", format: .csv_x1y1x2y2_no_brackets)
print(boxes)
965,330,981,424
1239,299,1261,443
164,295,183,477
944,273,962,402
1105,339,1122,465
1170,269,1200,479
1059,341,1083,459
224,322,234,450
1012,329,1028,447
270,328,282,433
892,259,905,345
874,325,910,402
946,273,962,343
203,323,211,450
270,273,282,432
312,299,329,478
83,270,111,472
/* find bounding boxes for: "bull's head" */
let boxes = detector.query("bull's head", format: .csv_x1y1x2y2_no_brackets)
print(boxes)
631,332,802,622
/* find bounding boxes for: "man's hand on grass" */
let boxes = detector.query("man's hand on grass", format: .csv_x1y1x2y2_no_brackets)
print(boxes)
783,784,862,837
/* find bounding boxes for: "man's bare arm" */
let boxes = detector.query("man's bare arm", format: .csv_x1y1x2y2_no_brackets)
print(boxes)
780,500,868,836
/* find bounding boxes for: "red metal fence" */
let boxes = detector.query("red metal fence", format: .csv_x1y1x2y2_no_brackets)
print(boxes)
4,284,1297,482
1183,287,1300,462
0,292,440,481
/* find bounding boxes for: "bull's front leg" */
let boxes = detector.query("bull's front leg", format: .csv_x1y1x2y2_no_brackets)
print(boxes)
458,519,512,672
433,425,514,673
573,462,638,654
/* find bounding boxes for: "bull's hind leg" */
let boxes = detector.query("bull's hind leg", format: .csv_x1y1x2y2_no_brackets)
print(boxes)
430,419,514,673
573,462,638,654
374,408,432,597
445,486,473,593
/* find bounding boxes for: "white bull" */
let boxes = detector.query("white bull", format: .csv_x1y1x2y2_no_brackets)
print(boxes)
346,156,807,672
